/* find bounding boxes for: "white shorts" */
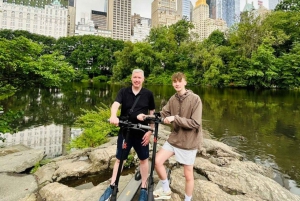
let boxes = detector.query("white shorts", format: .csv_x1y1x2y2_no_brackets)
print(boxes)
162,141,197,165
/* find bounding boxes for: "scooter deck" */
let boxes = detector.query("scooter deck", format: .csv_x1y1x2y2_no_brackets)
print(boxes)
117,161,152,201
117,175,141,201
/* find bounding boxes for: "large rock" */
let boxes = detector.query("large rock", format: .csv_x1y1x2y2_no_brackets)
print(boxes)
1,127,300,201
193,158,300,201
39,174,133,201
0,145,44,173
0,173,37,201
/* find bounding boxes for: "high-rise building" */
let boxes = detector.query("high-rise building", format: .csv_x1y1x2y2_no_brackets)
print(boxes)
177,0,191,21
234,0,240,22
193,0,209,40
67,6,76,36
190,1,194,21
215,0,236,27
67,0,76,37
3,0,69,8
131,13,151,35
0,0,68,39
91,10,107,30
151,0,181,28
108,0,131,41
192,0,227,41
207,0,217,19
131,17,151,43
269,0,282,10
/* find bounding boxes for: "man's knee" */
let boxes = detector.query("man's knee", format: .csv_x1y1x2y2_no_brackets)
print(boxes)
140,158,148,165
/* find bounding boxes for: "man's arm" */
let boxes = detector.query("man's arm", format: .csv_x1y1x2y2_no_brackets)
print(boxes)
148,109,155,131
110,101,121,126
141,109,155,146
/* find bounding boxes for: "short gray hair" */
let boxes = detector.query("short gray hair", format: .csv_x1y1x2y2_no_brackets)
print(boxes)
132,69,144,77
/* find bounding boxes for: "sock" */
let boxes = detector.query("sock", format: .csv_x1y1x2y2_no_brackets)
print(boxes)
161,179,170,192
184,194,192,201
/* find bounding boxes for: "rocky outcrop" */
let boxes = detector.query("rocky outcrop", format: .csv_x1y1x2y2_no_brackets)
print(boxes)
0,126,300,201
0,144,44,173
0,173,38,201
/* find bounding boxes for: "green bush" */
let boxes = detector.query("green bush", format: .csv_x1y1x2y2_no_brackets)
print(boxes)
68,104,120,150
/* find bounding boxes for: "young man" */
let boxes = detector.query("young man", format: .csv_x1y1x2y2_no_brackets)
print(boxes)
153,72,202,201
99,69,155,201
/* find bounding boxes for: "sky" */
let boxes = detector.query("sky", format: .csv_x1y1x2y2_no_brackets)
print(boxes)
75,0,265,24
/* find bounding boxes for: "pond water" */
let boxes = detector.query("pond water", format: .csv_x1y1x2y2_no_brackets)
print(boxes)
0,82,299,195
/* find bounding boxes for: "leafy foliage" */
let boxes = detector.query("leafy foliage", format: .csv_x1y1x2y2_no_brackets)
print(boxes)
0,108,24,135
275,0,300,12
30,159,51,174
1,12,300,90
68,104,120,149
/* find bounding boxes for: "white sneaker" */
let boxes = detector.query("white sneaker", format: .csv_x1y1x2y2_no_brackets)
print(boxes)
153,187,171,200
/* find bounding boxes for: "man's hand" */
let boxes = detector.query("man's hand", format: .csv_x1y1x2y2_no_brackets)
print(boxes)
141,131,152,146
109,116,119,126
164,116,175,124
137,113,147,121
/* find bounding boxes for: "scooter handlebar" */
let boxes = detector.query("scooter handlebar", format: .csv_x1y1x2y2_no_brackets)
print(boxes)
107,119,153,132
144,115,164,123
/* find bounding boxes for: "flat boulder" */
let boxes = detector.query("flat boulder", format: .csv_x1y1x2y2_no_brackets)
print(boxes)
0,144,44,173
0,173,37,201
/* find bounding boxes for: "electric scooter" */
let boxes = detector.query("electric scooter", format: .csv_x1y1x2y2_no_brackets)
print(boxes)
144,113,171,201
109,118,153,201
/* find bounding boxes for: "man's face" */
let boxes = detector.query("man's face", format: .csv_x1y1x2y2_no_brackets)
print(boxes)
131,72,144,88
172,78,186,92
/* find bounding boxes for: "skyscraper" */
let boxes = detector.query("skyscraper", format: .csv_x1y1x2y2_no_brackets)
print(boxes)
108,0,131,41
193,0,209,40
207,0,217,19
216,0,237,27
0,0,69,38
4,0,69,8
91,10,107,30
193,0,227,41
151,0,180,27
177,0,191,21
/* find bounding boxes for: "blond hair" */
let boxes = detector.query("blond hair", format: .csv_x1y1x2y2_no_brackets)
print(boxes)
171,72,186,82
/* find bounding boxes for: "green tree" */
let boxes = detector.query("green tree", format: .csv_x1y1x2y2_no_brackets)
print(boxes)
0,29,56,54
274,42,300,88
0,37,75,89
66,35,124,78
246,42,278,88
275,0,300,11
262,11,299,55
204,30,227,46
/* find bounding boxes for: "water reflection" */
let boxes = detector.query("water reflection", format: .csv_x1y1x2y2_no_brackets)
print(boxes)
0,124,82,158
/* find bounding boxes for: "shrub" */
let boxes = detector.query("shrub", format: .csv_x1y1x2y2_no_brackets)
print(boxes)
68,104,120,149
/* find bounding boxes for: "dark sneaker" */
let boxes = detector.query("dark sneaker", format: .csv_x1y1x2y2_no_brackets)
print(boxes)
99,186,113,201
139,189,148,201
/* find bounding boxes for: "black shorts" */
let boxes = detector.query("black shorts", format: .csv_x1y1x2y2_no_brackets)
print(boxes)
116,130,149,161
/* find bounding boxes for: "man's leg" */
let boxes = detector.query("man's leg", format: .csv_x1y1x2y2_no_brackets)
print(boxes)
183,164,194,197
110,159,124,185
139,158,148,188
